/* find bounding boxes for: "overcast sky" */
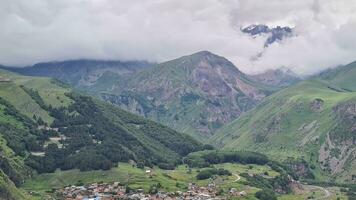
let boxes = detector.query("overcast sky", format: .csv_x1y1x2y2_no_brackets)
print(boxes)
1,0,356,75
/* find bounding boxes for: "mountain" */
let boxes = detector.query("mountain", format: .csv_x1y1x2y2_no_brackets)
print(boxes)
3,51,276,140
100,51,276,140
242,24,294,47
211,60,356,183
0,69,202,198
1,59,153,91
251,67,301,88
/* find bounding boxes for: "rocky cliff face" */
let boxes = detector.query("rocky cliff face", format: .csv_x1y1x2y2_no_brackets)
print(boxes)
318,102,356,178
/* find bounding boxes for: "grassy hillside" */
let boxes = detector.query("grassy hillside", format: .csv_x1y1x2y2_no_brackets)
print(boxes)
0,170,29,200
211,77,356,183
0,70,202,198
318,61,356,91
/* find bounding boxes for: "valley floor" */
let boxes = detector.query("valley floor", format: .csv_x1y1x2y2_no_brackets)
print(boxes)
22,163,348,200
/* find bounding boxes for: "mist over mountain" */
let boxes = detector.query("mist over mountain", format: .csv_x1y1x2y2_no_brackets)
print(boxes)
1,0,356,75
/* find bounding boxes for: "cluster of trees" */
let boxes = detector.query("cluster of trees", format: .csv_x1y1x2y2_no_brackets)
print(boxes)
184,150,269,168
0,97,47,156
241,172,291,197
346,185,356,200
255,189,277,200
196,168,232,180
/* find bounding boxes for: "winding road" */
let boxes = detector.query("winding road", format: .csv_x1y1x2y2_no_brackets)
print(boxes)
304,185,331,200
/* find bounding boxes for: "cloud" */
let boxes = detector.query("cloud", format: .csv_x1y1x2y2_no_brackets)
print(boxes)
0,0,355,75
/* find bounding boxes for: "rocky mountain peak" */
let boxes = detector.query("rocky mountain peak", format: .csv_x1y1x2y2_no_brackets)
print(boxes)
242,24,294,47
176,51,242,75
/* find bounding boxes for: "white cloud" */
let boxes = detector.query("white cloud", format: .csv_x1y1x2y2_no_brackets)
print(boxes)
0,0,355,75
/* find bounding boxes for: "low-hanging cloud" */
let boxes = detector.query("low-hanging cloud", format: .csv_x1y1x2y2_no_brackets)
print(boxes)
0,0,356,75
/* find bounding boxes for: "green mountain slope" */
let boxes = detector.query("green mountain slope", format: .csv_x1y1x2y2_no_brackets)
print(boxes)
211,62,356,183
318,61,356,91
0,70,202,197
101,51,276,140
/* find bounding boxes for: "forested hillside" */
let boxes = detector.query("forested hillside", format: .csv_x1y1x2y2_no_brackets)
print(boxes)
0,69,202,198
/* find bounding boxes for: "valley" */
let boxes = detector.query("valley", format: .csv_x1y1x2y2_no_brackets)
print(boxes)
0,54,356,200
22,162,348,200
4,52,289,141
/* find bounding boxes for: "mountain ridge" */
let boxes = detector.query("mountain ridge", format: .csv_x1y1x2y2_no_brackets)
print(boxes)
2,51,279,140
2,59,153,89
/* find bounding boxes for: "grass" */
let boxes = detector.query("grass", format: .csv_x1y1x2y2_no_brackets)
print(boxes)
0,104,25,129
320,61,356,92
22,162,278,198
0,70,73,125
278,186,348,200
0,82,53,124
15,78,73,108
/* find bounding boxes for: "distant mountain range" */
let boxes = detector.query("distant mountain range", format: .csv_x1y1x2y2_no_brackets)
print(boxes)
2,51,300,140
211,61,356,183
1,59,153,89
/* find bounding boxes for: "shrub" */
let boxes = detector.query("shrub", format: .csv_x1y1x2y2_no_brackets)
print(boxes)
255,189,277,200
196,168,231,180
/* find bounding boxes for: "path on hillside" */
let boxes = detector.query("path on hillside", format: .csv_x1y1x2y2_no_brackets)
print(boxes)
305,185,331,200
232,174,240,183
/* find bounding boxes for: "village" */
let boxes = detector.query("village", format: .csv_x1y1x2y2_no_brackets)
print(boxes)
58,181,247,200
